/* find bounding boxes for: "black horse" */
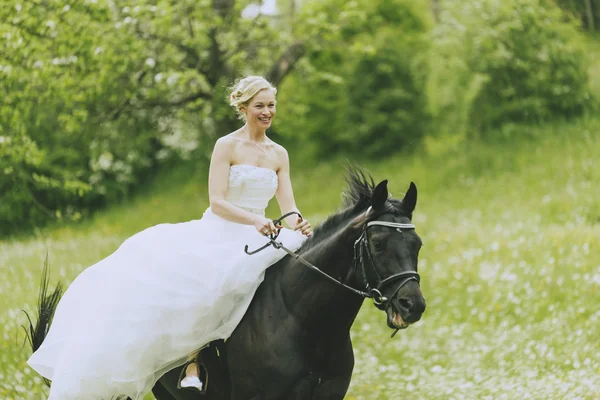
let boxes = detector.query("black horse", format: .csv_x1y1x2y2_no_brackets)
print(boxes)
28,168,426,400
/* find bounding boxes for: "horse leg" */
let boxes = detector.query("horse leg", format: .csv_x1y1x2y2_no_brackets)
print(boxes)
310,374,353,400
310,336,355,400
278,371,353,400
275,375,320,400
151,380,177,400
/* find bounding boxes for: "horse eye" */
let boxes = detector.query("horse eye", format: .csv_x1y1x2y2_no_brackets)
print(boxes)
372,240,382,251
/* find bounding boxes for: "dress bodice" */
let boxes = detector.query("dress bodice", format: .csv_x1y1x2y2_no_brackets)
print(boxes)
225,165,278,215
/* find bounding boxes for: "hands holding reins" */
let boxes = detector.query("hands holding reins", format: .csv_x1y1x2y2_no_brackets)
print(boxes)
253,216,312,238
254,217,281,237
293,218,312,237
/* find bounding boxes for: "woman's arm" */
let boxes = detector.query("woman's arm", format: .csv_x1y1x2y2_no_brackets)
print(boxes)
208,138,278,233
275,148,312,237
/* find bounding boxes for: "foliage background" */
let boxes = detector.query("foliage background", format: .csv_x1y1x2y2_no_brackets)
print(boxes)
1,0,594,233
1,0,600,398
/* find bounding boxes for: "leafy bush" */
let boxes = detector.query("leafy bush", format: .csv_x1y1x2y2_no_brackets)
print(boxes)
427,0,591,138
275,0,431,158
551,0,600,30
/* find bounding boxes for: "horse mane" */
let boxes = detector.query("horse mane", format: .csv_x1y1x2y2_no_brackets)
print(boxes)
341,166,376,210
299,166,374,252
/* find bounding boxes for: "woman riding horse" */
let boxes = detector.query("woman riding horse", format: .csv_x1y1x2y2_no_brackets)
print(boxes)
26,76,426,400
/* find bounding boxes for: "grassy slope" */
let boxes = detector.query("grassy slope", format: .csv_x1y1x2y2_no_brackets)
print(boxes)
1,117,599,399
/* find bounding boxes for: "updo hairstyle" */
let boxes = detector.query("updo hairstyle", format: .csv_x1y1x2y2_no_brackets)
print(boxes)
229,76,277,120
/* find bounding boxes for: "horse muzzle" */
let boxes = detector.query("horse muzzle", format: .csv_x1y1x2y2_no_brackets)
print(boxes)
386,292,426,330
387,307,411,330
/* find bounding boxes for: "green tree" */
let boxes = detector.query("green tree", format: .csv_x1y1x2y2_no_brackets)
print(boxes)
0,0,306,234
275,0,431,158
427,0,590,138
551,0,599,31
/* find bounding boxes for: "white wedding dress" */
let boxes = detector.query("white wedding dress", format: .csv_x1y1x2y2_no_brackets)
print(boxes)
27,164,307,400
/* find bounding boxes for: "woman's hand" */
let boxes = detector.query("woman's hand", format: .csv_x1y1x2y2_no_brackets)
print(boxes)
294,217,312,238
253,217,282,237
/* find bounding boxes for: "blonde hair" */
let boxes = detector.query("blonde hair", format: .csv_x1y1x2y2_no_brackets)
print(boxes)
229,76,277,120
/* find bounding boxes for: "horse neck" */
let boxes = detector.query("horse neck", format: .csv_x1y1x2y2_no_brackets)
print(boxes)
280,219,365,330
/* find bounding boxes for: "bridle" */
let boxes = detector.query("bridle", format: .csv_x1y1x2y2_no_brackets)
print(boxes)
245,211,421,313
354,220,421,310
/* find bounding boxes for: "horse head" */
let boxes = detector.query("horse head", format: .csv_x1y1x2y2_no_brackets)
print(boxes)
357,179,426,331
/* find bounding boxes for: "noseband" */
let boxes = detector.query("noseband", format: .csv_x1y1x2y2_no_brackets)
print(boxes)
245,211,421,311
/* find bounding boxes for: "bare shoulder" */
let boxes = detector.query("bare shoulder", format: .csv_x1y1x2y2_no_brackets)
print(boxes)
214,132,244,153
216,132,243,146
270,141,291,172
269,140,289,160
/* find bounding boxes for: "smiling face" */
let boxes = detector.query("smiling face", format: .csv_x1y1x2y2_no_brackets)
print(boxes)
242,89,276,131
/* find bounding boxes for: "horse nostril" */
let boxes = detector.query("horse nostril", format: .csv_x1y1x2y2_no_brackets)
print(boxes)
398,298,413,311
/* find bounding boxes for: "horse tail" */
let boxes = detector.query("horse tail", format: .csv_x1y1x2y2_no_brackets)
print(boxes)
22,255,64,387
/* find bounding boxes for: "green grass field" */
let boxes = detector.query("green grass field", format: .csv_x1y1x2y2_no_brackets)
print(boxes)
1,116,599,399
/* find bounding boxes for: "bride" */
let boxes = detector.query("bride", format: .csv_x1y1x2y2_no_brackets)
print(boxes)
27,75,313,400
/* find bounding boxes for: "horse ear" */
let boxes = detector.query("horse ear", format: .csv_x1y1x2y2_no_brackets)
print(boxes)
401,182,417,215
371,180,389,211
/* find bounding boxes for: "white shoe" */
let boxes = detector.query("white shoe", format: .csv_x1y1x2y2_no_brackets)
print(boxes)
180,376,204,391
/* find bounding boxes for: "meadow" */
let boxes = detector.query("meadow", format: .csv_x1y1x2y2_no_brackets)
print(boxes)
1,116,599,399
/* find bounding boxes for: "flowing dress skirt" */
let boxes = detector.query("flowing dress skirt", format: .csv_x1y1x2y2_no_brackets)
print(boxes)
27,208,306,400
